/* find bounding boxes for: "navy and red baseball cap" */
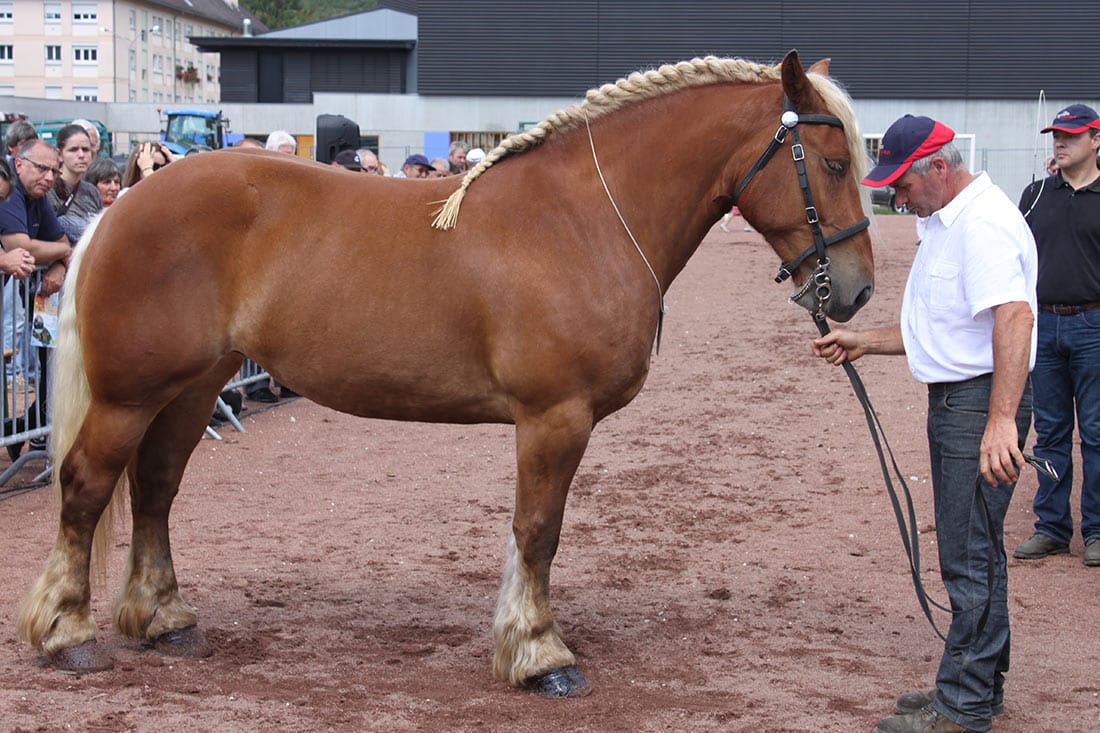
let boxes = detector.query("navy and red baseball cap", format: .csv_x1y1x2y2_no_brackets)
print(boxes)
1041,104,1100,134
863,115,956,187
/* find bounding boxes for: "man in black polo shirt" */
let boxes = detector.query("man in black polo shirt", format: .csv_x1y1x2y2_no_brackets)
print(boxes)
1016,104,1100,567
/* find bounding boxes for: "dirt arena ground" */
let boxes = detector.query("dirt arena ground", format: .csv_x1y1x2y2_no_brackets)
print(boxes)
0,214,1097,732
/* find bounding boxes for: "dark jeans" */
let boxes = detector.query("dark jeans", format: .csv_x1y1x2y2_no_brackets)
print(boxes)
1030,309,1100,544
926,373,1031,732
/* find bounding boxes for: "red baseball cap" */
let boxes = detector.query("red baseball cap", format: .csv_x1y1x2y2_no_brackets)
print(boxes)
1041,104,1100,134
863,115,956,187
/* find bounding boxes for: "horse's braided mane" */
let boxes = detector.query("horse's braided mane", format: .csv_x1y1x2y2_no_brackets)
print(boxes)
431,55,862,230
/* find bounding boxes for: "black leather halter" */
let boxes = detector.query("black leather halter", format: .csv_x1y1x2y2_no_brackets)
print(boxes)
731,98,870,315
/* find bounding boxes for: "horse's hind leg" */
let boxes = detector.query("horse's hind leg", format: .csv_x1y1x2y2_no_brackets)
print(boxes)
494,400,594,697
18,405,149,670
114,358,242,657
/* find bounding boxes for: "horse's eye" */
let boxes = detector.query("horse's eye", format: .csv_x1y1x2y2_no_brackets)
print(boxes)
825,159,848,175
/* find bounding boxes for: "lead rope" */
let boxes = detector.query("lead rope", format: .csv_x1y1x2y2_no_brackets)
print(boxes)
812,315,1000,643
584,111,667,354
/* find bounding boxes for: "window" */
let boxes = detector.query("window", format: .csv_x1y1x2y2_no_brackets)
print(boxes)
0,3,12,23
46,45,62,63
452,131,509,152
0,45,12,63
151,16,162,36
73,85,98,102
45,3,62,23
0,85,13,96
128,49,135,73
152,54,162,77
129,9,136,31
73,46,98,64
45,85,62,100
72,2,97,24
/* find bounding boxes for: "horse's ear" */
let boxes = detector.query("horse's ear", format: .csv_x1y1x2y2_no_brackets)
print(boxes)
781,50,815,110
808,58,831,76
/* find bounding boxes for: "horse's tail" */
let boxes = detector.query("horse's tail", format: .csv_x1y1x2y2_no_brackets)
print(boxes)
48,212,125,582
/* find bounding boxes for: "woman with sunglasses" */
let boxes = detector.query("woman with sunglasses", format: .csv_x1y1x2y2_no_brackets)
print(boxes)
46,123,102,242
121,141,175,189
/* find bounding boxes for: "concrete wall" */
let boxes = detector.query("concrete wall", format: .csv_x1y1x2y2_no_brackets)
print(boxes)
3,93,1096,197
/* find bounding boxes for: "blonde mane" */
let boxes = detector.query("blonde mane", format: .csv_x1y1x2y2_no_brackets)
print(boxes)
431,55,864,230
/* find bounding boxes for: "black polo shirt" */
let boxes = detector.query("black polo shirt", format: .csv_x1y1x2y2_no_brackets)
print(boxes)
1019,172,1100,305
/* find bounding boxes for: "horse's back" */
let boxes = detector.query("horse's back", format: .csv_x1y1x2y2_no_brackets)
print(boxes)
74,152,648,423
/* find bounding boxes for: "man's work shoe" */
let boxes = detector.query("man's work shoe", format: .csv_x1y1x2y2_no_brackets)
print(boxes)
895,689,1004,716
1085,538,1100,567
874,705,975,733
247,387,279,404
1013,532,1069,559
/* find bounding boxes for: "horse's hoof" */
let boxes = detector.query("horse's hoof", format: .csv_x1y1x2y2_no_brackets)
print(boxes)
154,625,211,658
51,640,114,673
524,665,593,698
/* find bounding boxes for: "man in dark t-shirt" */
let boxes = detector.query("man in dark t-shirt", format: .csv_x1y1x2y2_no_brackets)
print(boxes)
1016,104,1100,567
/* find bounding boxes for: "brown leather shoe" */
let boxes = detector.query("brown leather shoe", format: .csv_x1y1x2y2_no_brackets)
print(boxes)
895,688,1004,716
874,705,975,733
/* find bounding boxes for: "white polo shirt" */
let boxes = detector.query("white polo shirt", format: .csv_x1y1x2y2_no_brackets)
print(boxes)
900,172,1038,384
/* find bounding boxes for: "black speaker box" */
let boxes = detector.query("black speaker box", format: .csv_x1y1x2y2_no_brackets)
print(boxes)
315,114,361,164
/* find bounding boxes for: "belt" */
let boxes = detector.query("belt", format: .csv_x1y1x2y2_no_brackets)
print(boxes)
1039,302,1100,315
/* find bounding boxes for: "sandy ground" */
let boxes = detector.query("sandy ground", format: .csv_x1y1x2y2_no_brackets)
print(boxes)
0,214,1097,732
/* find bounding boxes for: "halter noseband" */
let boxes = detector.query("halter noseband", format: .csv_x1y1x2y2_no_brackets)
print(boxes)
731,98,870,316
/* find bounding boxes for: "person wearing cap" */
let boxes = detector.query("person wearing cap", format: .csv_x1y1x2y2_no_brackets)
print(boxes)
395,154,433,179
812,114,1037,733
1014,104,1100,568
331,149,362,172
466,147,486,168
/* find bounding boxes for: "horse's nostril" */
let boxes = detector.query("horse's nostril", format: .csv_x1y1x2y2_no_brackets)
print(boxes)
854,285,873,310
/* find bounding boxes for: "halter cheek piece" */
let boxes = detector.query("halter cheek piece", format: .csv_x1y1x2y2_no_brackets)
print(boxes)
731,98,870,317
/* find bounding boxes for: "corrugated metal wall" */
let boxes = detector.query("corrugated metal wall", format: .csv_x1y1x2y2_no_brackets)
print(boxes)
219,50,257,103
417,0,1097,100
419,1,600,95
311,50,408,94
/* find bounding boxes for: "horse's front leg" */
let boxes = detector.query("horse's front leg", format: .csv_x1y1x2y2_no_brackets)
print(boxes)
494,401,593,697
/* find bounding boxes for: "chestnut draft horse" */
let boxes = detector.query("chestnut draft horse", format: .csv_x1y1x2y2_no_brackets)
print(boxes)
19,51,873,696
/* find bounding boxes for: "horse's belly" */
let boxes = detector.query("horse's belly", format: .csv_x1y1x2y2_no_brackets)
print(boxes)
263,360,514,425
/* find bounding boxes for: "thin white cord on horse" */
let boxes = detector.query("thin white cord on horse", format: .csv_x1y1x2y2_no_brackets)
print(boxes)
1023,89,1048,220
582,109,665,324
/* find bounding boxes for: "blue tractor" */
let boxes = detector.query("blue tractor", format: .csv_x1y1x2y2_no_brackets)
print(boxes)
160,109,243,156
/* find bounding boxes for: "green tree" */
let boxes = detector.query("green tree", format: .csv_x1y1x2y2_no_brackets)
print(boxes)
241,0,378,30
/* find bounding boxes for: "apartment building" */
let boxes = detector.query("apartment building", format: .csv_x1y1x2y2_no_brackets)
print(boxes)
0,0,259,104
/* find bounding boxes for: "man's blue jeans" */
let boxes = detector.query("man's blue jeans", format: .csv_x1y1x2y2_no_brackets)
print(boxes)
926,374,1031,732
1031,309,1100,544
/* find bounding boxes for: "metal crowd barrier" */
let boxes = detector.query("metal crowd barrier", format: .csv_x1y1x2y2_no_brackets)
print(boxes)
0,272,271,484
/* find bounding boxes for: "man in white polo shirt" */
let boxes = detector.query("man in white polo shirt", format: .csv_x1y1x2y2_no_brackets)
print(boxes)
812,115,1037,733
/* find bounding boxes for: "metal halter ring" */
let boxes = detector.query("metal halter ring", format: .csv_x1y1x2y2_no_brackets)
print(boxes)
789,258,833,315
